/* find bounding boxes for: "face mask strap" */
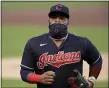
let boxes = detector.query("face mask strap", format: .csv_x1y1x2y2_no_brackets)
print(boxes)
65,18,69,25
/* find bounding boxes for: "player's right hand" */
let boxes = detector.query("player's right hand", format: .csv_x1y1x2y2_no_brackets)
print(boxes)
40,71,55,85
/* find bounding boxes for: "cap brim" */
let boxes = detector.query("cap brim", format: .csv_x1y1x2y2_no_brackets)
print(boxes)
48,11,69,18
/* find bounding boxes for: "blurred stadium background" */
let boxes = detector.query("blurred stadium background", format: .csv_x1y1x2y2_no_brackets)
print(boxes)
1,1,108,88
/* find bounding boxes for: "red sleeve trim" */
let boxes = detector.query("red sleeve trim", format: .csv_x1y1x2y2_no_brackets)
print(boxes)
27,73,41,83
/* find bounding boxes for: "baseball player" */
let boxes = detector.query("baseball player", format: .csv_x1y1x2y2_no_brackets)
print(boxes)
20,4,102,88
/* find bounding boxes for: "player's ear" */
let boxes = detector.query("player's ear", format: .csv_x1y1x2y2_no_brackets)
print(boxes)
48,19,50,22
66,18,69,25
48,18,51,25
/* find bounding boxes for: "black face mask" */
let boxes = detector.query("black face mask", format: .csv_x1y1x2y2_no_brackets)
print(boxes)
49,23,68,40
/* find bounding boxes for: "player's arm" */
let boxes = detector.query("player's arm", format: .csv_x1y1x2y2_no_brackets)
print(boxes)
83,38,102,87
20,39,40,83
20,40,55,84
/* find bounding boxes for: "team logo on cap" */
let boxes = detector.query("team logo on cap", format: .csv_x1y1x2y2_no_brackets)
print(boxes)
56,4,62,10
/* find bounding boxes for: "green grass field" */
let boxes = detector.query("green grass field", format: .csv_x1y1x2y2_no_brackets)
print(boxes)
2,2,108,11
2,25,108,58
2,79,108,88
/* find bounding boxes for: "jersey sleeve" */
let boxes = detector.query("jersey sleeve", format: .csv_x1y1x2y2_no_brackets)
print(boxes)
83,38,101,65
20,39,35,71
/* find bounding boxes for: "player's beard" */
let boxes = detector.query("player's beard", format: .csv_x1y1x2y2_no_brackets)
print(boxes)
49,23,68,40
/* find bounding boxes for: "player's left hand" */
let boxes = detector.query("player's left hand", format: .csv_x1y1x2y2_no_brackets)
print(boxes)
87,76,96,88
68,70,96,88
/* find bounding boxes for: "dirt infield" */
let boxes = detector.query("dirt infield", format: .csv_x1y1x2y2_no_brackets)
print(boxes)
2,6,108,26
2,53,108,81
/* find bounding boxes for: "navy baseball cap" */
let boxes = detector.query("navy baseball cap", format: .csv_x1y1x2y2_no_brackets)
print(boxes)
48,4,69,18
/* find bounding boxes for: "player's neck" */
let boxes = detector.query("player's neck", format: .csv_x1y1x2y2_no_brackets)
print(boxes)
53,40,64,47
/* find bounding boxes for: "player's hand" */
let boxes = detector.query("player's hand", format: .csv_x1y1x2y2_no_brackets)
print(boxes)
87,76,96,88
84,76,96,88
40,71,55,85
